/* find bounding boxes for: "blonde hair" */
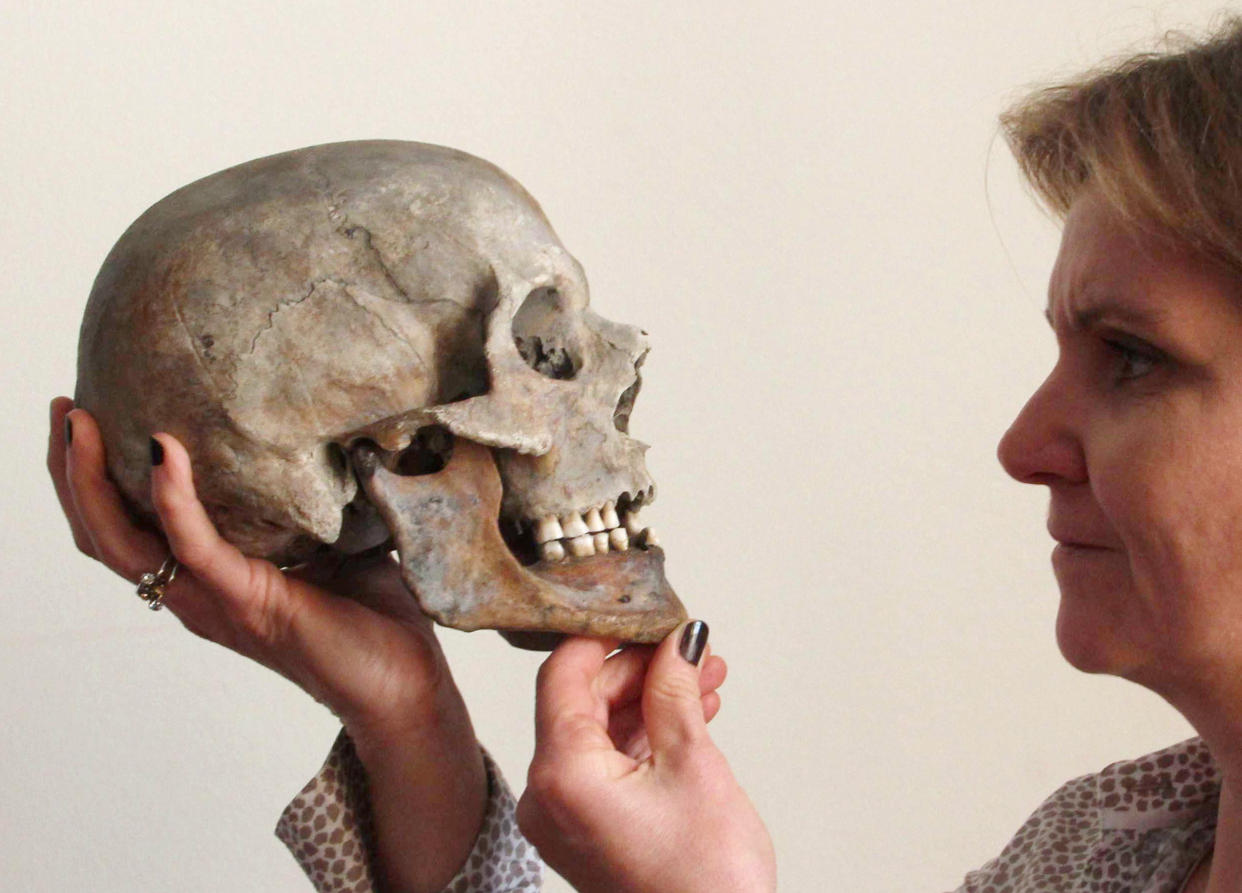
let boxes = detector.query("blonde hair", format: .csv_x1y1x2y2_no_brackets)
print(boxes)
1001,17,1242,272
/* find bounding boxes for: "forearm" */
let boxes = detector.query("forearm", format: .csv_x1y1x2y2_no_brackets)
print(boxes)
350,680,488,893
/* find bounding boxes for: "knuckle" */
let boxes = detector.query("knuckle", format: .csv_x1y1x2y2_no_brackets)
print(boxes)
648,671,699,706
173,540,215,573
520,764,580,843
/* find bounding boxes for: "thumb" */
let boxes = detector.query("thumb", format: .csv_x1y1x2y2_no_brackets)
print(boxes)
643,620,712,761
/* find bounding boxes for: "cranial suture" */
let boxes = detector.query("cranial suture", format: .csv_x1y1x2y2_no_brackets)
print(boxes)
76,140,686,645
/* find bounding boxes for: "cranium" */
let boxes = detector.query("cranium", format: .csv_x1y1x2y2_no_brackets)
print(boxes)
75,140,685,646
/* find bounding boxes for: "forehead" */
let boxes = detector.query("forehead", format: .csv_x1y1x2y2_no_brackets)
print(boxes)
1047,193,1242,328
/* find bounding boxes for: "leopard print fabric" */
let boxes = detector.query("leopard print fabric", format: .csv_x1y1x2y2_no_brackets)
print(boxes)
276,730,542,893
954,737,1219,892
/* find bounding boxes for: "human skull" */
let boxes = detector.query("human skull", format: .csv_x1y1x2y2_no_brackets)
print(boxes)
75,140,685,645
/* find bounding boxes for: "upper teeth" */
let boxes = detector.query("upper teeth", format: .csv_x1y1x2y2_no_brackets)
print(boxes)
534,499,657,562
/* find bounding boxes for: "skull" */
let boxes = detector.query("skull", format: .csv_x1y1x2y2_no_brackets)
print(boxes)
75,140,685,645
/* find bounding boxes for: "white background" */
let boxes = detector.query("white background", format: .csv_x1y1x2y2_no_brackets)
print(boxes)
2,1,1231,890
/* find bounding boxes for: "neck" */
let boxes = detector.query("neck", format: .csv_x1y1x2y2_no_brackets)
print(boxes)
1158,685,1242,893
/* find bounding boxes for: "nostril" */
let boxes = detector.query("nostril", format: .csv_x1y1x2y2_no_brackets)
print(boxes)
614,377,640,433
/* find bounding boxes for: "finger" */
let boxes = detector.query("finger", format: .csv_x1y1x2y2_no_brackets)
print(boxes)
148,433,263,599
700,652,727,695
608,690,723,761
595,644,656,704
641,620,712,762
534,637,619,758
596,646,726,708
47,398,94,557
64,409,166,580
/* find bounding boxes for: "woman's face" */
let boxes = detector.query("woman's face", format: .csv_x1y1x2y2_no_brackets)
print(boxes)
997,192,1242,697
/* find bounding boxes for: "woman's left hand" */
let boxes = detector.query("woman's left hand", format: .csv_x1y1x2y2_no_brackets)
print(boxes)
518,624,777,893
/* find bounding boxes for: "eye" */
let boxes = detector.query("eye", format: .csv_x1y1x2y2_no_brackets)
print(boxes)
512,287,581,380
1102,335,1163,383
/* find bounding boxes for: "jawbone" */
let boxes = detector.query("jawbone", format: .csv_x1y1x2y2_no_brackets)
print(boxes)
351,439,686,649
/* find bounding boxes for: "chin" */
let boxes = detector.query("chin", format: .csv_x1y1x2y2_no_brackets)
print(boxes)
1054,596,1143,677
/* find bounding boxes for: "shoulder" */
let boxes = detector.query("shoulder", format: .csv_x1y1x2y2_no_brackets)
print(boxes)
956,738,1215,892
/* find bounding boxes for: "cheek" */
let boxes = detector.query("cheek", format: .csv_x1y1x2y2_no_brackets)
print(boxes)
1092,409,1242,606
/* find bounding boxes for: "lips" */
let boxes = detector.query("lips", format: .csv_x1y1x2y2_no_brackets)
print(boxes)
1050,535,1112,550
1046,516,1119,551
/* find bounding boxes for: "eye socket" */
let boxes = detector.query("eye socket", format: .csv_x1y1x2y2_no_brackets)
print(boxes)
512,286,581,380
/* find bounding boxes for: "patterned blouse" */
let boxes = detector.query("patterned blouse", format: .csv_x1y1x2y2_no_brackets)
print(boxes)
276,733,1221,893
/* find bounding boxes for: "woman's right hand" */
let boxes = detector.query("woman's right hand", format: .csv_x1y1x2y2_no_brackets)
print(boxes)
517,625,777,893
48,396,485,893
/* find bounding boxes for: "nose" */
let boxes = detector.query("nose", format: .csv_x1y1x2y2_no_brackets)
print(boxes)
996,369,1087,486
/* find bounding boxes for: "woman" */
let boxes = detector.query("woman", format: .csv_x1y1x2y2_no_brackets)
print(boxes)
467,17,1242,891
515,17,1242,892
49,16,1242,893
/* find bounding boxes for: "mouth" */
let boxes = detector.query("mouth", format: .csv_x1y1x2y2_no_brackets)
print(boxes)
500,490,659,566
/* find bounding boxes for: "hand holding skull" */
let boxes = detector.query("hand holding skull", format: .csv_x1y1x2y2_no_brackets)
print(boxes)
48,397,487,893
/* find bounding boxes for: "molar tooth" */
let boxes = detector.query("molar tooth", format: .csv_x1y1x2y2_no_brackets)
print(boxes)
568,534,595,557
641,527,660,548
624,512,643,537
561,512,588,538
609,527,629,551
584,507,606,533
601,500,620,529
540,540,566,562
593,531,610,553
535,516,564,544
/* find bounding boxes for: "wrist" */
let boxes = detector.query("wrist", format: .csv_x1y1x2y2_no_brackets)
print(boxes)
344,668,472,766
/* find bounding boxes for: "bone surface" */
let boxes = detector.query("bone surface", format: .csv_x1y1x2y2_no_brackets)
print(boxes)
74,139,685,645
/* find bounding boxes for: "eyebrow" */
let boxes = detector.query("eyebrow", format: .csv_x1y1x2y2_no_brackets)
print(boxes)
1043,299,1166,331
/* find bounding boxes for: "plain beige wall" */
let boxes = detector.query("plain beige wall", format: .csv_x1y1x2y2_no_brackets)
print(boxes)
2,1,1233,889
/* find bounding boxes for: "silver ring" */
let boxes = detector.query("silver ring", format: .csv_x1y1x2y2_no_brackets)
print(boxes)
136,556,179,611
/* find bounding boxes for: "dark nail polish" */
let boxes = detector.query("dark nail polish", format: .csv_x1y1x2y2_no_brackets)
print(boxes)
149,437,164,466
64,416,73,446
679,620,709,665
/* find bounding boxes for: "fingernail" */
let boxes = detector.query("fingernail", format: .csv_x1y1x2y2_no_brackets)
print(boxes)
64,416,73,446
149,437,164,466
679,620,709,665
